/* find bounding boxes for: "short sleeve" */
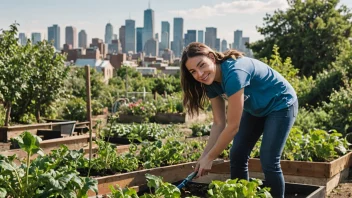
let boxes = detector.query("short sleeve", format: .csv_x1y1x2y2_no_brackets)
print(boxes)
205,84,220,99
224,68,251,97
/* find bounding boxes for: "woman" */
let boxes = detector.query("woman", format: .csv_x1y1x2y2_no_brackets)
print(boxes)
180,42,298,198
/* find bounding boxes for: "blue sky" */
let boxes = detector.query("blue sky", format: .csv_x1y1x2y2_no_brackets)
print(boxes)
1,0,351,45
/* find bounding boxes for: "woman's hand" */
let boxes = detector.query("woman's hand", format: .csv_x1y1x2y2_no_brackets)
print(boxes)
194,155,213,178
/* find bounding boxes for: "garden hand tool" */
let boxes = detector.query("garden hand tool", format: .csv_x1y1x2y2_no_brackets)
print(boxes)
176,171,198,189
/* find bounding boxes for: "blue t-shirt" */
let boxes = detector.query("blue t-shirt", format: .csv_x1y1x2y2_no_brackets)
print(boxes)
205,57,297,117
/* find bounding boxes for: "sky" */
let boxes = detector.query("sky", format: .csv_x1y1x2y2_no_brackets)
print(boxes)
1,0,351,45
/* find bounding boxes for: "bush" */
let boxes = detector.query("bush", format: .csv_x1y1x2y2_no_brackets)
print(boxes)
62,97,87,121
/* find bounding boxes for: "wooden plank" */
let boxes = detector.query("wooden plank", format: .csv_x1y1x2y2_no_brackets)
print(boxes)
328,151,352,177
88,159,224,196
210,152,352,178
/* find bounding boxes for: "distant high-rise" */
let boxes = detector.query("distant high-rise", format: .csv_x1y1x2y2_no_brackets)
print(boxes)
205,27,217,50
143,6,155,49
119,26,126,53
113,34,118,40
125,19,136,53
198,30,204,43
65,26,77,48
144,38,158,57
241,37,250,51
136,27,143,53
185,30,196,47
18,33,27,45
78,30,87,48
105,23,114,44
31,33,41,44
161,21,170,50
48,24,60,50
173,17,184,58
234,30,243,50
215,38,221,52
221,39,227,52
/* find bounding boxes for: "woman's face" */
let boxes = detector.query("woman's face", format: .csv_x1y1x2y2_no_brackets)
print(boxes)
185,55,217,85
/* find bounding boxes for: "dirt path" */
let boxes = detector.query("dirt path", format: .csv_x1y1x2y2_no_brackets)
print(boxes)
328,169,352,198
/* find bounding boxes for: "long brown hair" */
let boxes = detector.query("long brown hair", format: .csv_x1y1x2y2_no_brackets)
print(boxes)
180,42,244,116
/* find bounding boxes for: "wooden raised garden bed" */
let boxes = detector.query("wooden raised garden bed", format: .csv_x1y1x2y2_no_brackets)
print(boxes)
209,151,352,194
118,114,147,123
154,112,207,124
0,134,93,159
0,120,77,142
172,181,326,198
87,160,224,196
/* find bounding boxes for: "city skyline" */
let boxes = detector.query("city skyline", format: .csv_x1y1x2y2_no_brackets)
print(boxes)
1,0,351,46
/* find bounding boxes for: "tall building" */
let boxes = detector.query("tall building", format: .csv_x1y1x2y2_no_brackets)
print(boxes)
136,27,143,53
144,38,158,57
125,19,136,53
160,21,170,50
143,6,155,49
65,26,77,48
205,27,217,50
215,38,220,52
173,17,184,58
31,32,41,44
48,24,60,50
119,26,126,53
221,39,228,52
105,23,114,44
18,33,27,45
241,37,249,51
113,34,118,40
78,30,87,48
198,30,204,43
234,30,243,50
185,30,196,47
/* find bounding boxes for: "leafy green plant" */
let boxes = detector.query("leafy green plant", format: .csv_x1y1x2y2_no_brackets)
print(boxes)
62,97,87,121
0,131,98,197
208,178,272,198
251,128,351,162
154,93,184,114
101,123,177,143
190,123,212,137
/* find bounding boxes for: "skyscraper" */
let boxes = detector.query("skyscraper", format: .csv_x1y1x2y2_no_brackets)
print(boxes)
31,32,41,44
143,6,155,49
65,26,77,48
105,23,113,44
215,38,220,52
48,24,60,50
18,33,27,46
205,27,217,50
221,39,228,52
161,21,170,50
185,30,196,47
119,26,126,53
173,17,184,58
78,30,87,48
234,30,243,50
125,19,136,53
241,37,249,51
198,30,204,43
136,27,143,53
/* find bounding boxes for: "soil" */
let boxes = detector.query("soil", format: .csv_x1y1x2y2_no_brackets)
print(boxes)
327,169,352,198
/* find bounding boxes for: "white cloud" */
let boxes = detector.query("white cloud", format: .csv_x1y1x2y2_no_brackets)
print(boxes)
169,0,289,19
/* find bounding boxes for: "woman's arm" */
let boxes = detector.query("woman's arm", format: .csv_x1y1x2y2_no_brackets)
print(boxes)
196,88,244,177
199,96,226,159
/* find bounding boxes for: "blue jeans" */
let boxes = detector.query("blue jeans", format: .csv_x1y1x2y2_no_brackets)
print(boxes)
230,100,298,198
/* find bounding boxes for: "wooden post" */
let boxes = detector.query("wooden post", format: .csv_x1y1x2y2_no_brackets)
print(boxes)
85,65,93,163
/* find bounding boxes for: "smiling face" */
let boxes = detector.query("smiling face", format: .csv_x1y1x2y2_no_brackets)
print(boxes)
185,54,219,85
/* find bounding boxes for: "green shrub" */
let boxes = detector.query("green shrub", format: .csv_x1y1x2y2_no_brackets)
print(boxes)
62,97,87,121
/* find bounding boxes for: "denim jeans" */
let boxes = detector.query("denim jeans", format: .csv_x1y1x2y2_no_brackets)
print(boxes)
230,100,298,198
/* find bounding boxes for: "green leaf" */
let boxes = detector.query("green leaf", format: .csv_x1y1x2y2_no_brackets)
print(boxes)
15,131,43,156
0,188,7,198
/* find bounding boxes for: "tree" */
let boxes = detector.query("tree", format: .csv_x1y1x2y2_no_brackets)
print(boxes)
0,23,34,126
29,41,69,122
250,0,352,77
